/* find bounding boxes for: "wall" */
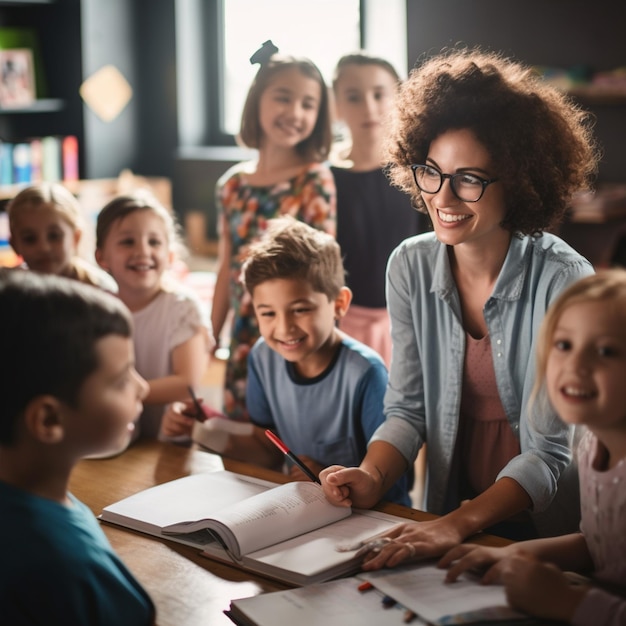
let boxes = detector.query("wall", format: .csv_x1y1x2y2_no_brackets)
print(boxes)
405,0,626,183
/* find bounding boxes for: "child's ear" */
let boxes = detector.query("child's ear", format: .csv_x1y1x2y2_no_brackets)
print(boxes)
73,228,82,248
94,248,108,270
334,286,352,320
23,396,65,445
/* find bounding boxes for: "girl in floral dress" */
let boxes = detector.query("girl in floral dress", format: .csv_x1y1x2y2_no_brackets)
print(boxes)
211,41,336,420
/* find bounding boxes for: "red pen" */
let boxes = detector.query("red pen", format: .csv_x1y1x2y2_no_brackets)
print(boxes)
264,429,321,484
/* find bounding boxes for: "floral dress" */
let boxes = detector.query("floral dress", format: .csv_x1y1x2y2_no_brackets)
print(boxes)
216,161,336,420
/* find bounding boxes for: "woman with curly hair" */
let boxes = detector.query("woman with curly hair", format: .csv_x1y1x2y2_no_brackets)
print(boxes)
320,48,600,566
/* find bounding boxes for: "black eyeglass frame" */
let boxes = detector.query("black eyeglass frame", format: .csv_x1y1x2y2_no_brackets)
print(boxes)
410,164,499,203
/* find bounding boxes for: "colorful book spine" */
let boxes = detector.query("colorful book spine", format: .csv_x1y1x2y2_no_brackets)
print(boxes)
41,135,62,182
0,142,13,186
62,135,79,182
0,135,79,186
12,142,31,184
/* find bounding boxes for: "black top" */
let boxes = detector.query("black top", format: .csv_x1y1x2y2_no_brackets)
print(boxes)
332,166,429,308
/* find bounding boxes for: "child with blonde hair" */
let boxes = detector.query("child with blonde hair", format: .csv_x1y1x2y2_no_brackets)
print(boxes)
7,182,115,290
211,40,336,421
441,269,626,625
96,191,212,441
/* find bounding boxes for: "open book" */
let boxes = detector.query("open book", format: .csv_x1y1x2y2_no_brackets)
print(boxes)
99,470,404,585
227,564,531,626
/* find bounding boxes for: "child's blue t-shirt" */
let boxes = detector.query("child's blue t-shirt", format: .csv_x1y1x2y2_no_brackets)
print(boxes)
246,335,411,506
0,480,155,625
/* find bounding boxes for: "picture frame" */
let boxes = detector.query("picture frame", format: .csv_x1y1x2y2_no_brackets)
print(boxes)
0,48,36,108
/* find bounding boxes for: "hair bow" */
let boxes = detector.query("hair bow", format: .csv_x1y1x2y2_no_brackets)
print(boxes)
250,40,279,66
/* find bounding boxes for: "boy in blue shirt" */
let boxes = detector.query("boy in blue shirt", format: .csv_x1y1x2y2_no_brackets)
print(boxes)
0,269,155,625
170,217,410,505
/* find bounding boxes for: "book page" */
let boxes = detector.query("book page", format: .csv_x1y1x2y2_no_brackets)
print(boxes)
199,481,351,559
247,509,400,578
359,563,527,624
100,471,275,533
229,577,412,626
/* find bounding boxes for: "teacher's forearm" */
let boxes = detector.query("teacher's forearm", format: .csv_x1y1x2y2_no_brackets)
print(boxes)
446,477,532,539
360,440,410,504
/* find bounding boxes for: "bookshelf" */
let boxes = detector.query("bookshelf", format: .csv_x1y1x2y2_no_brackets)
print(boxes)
0,0,83,190
0,0,142,190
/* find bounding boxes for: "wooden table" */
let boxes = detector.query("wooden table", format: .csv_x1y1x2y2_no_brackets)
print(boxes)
69,440,509,626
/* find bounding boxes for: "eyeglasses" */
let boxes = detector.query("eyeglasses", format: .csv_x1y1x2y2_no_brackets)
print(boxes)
410,164,498,203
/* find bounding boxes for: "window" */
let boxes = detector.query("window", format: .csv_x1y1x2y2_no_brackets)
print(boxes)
222,0,360,136
175,0,406,148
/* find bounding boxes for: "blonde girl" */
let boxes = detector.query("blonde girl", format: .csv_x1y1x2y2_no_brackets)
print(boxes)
211,40,336,421
96,191,212,441
7,182,115,291
441,270,626,624
331,52,428,366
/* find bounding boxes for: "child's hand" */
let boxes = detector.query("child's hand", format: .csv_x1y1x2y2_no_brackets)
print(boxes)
161,401,196,438
439,543,514,584
288,456,324,482
500,552,586,622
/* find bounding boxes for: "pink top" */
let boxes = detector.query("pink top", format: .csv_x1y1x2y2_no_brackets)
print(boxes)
458,333,520,497
572,430,626,626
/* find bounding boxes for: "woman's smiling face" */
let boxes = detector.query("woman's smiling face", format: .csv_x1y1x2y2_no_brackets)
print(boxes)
421,128,507,250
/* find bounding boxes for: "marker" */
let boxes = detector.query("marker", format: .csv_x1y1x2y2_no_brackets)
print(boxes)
403,609,417,623
264,429,321,484
187,385,207,422
357,581,373,592
381,595,396,608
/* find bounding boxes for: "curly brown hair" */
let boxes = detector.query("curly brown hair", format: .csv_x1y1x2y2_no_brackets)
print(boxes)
385,48,600,234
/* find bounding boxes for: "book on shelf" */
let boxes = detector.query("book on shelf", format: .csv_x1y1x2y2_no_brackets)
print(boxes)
0,135,78,187
226,563,531,626
99,470,404,586
0,141,12,186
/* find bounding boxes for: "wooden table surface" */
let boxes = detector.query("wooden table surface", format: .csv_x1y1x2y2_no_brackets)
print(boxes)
69,440,509,626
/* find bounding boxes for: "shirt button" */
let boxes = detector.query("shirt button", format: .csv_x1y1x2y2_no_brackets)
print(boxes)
497,352,502,358
496,339,502,345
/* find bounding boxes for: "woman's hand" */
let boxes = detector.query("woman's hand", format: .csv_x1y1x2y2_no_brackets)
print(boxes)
319,465,380,508
358,518,466,570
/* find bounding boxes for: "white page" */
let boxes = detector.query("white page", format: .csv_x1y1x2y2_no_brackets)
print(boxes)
206,481,351,558
229,576,418,626
359,563,527,624
248,509,400,577
100,471,275,532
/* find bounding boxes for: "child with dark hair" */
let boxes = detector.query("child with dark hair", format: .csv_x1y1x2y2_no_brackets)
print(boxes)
0,269,154,624
163,217,410,505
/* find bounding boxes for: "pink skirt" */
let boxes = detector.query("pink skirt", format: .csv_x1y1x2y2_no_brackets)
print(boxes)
339,305,391,367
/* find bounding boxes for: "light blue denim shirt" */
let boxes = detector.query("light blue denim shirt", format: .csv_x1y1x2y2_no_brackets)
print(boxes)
371,231,594,516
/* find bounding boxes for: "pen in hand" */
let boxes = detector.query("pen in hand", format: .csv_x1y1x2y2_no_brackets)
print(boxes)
264,429,321,484
187,385,207,423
